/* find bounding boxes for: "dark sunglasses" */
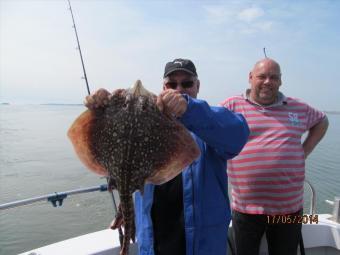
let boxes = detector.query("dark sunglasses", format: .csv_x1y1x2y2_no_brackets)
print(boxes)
165,80,195,89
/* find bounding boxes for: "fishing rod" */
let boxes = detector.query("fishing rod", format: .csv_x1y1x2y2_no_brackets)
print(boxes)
0,184,108,211
67,0,90,95
263,47,268,58
67,0,118,215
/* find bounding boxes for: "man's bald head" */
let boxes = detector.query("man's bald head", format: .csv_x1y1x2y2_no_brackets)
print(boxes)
252,58,281,75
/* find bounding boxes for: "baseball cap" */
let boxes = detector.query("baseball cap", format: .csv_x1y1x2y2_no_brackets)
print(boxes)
163,58,197,78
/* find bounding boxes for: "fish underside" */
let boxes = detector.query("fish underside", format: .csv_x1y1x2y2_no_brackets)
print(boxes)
68,81,200,255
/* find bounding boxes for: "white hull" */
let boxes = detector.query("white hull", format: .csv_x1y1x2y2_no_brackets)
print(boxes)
20,214,340,255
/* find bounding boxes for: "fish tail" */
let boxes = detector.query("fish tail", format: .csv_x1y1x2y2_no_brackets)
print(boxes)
119,195,135,255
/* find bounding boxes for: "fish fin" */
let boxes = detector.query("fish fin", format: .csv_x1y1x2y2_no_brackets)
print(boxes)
110,204,123,229
67,110,108,176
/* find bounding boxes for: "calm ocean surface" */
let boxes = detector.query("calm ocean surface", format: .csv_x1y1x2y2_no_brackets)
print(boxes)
0,105,339,255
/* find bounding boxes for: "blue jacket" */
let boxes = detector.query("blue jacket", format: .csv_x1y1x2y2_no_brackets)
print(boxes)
134,96,249,255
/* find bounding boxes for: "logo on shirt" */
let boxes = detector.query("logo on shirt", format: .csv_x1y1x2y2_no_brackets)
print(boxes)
288,112,300,126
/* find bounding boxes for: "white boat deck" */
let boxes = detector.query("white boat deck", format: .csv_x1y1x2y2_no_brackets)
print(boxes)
20,228,138,255
20,214,340,255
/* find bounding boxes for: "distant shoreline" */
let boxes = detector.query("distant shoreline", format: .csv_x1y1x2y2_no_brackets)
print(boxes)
1,103,340,114
0,103,83,106
324,111,340,115
39,103,83,106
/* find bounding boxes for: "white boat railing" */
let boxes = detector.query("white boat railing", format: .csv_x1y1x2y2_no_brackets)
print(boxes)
0,180,318,214
305,179,316,215
0,184,109,211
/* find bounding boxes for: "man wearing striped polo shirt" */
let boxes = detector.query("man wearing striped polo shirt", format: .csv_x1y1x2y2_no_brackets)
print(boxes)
221,58,329,255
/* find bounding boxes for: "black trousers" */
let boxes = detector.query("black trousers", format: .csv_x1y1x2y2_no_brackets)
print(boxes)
232,210,303,255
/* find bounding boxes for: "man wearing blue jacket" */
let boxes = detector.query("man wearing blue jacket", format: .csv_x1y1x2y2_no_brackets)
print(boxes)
134,58,249,255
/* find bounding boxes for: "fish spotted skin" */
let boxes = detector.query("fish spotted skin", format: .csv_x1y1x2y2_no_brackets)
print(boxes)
68,81,200,255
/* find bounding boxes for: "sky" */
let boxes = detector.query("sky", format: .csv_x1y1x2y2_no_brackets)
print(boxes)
0,0,339,110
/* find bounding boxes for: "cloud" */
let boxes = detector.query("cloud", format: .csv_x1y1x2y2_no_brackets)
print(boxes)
202,5,273,35
255,21,273,31
238,7,264,23
203,5,233,24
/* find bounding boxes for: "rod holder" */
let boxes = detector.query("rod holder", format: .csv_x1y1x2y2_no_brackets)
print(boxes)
332,197,340,223
48,193,68,207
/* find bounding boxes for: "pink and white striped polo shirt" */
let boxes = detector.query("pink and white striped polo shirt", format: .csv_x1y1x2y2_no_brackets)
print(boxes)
220,91,325,215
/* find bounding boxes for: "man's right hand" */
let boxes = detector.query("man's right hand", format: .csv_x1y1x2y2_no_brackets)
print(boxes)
84,88,111,110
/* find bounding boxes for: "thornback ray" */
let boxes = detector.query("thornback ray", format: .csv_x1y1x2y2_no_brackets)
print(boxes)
67,80,200,255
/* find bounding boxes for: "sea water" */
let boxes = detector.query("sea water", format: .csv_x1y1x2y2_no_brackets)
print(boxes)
0,105,339,255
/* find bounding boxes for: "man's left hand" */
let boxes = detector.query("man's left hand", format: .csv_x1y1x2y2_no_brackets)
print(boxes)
156,89,188,117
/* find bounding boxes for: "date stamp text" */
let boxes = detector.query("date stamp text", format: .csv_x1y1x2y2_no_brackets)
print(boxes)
266,214,319,224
